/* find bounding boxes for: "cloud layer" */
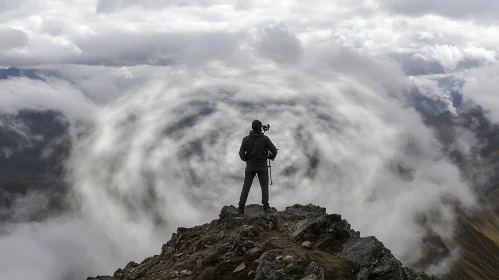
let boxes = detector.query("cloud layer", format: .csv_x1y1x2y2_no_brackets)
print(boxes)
0,0,498,72
378,0,499,19
1,1,499,280
65,51,476,278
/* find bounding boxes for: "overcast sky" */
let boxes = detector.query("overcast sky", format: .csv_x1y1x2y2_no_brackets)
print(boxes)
0,0,497,72
0,0,494,121
1,1,499,280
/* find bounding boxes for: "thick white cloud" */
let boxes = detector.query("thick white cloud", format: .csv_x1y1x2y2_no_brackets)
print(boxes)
1,1,498,280
0,0,25,13
256,25,303,64
64,53,476,279
0,46,479,279
0,0,497,70
0,28,28,51
0,29,241,66
95,0,227,13
39,18,64,36
0,217,131,280
0,78,96,124
463,64,499,122
378,0,499,19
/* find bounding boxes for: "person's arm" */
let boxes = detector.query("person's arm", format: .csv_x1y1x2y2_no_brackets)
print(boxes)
239,138,247,161
265,136,278,160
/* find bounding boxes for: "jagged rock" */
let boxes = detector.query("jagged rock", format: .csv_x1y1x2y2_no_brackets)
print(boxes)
245,247,262,259
87,204,439,280
246,247,260,254
336,237,439,280
254,250,324,280
301,241,313,249
233,262,246,273
300,276,319,280
292,212,356,242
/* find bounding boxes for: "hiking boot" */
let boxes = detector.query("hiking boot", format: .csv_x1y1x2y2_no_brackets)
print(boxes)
238,206,245,215
263,205,271,212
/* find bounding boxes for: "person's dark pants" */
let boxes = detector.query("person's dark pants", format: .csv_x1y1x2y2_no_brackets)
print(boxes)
238,169,269,208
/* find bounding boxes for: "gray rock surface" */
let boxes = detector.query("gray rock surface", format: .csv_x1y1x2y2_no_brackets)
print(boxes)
233,262,246,273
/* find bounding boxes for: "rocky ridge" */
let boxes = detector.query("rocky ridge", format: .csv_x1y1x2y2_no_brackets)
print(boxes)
88,204,439,280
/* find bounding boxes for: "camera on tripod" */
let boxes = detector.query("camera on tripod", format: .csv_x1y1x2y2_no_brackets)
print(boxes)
262,124,270,133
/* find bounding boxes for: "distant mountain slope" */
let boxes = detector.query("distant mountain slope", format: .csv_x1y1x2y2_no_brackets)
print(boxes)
0,110,71,223
0,67,59,81
424,108,499,192
408,76,464,116
424,109,499,280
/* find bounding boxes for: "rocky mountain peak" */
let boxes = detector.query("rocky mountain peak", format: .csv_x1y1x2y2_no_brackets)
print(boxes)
88,204,439,280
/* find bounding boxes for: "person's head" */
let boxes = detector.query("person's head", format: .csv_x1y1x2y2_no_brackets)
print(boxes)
252,120,262,132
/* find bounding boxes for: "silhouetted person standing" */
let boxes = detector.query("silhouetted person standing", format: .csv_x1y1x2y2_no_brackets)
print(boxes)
238,120,278,214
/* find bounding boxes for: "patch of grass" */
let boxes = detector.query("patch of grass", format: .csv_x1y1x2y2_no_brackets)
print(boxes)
309,251,357,279
283,246,357,280
200,234,219,245
198,267,216,280
202,246,226,266
282,246,307,258
232,262,259,280
445,211,499,280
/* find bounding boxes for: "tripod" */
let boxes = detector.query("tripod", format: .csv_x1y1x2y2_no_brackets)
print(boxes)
262,124,277,185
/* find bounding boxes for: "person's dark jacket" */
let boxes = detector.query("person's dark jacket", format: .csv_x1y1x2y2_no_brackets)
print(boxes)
239,131,278,170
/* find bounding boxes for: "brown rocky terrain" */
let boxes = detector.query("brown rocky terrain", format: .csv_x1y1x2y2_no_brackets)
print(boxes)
88,204,438,280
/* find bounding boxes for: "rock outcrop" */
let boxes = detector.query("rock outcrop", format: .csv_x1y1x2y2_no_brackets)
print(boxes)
88,204,439,280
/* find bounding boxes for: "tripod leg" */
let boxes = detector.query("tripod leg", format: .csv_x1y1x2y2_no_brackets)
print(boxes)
270,168,273,185
269,162,273,185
